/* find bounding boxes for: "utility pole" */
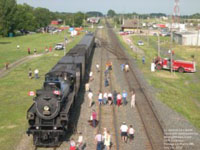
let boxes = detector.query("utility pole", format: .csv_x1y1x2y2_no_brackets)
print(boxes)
64,35,66,56
197,29,200,47
170,15,173,74
84,13,86,29
157,34,160,57
137,16,140,34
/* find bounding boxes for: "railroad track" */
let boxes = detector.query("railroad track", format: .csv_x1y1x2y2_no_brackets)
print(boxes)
34,146,57,150
105,21,169,150
96,29,120,150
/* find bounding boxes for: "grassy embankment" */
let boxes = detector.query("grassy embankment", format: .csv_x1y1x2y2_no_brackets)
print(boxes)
117,34,200,129
0,31,86,149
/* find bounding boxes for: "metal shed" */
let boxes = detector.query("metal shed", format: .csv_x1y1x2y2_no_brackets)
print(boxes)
173,31,200,46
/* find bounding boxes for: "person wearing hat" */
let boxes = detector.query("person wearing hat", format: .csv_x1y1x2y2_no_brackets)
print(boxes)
120,122,128,143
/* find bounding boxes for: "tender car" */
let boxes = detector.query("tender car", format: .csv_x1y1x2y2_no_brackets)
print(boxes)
54,43,64,50
138,40,144,46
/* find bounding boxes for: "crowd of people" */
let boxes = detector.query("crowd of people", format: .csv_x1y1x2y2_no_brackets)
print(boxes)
27,46,53,55
80,61,136,150
86,87,136,108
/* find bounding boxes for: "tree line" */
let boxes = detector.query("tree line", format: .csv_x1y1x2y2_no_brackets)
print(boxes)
0,0,94,37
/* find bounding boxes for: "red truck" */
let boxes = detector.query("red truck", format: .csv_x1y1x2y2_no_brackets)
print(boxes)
154,57,196,73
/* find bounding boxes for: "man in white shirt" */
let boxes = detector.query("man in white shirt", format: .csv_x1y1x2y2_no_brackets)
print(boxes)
98,92,103,105
89,71,93,81
34,69,39,79
120,122,128,143
128,125,135,141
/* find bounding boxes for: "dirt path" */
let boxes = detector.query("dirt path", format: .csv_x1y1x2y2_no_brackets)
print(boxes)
0,39,72,79
121,35,144,56
0,53,44,78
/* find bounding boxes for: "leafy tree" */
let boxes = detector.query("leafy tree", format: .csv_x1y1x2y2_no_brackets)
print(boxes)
14,4,37,32
74,12,84,27
107,9,116,17
65,14,74,26
0,0,17,36
34,7,52,28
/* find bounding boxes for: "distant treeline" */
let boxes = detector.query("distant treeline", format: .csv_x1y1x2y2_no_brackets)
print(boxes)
107,9,200,20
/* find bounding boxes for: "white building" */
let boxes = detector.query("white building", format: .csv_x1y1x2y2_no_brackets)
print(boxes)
173,31,200,46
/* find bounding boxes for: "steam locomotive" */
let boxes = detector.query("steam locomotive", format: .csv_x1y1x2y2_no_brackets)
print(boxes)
27,33,95,147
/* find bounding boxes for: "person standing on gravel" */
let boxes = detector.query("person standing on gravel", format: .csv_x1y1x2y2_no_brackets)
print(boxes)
117,93,122,107
69,138,76,150
88,90,93,107
85,82,90,92
103,92,108,105
122,90,128,105
120,122,128,143
92,109,97,127
89,71,93,81
95,131,103,150
96,63,100,72
104,130,111,150
108,92,113,105
131,90,136,108
77,132,84,150
128,125,135,142
125,64,129,72
98,91,103,105
121,63,125,71
113,90,117,105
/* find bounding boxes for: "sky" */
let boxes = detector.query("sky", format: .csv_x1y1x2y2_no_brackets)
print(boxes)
16,0,200,15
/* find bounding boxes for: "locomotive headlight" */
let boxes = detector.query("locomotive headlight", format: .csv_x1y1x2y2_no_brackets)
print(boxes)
54,126,57,130
36,126,39,130
44,106,50,111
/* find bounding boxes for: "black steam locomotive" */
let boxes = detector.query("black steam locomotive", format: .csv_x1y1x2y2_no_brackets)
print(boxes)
27,33,95,147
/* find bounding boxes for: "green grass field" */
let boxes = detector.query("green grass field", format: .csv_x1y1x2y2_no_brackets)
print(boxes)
0,32,71,69
118,34,200,129
0,33,84,149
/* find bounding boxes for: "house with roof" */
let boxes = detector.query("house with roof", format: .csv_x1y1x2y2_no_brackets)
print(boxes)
121,19,140,32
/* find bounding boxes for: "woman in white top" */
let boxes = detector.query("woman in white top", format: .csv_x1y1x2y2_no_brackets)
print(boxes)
89,71,93,81
77,132,84,150
103,92,108,105
131,90,136,108
104,131,111,150
88,91,93,107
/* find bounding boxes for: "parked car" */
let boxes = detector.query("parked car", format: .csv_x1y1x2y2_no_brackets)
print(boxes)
54,43,64,50
138,40,144,46
119,32,128,35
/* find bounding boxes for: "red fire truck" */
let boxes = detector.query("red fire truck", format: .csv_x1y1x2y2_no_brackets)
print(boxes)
154,57,196,73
